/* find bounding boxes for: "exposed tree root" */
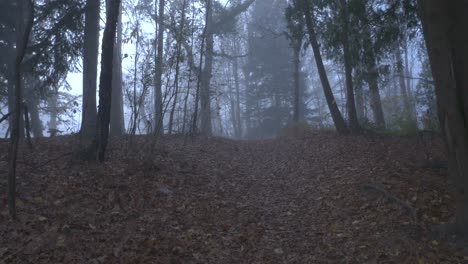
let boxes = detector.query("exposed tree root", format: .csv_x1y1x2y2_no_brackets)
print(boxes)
361,183,421,222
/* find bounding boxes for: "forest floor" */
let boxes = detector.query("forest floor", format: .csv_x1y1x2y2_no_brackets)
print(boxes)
0,131,466,263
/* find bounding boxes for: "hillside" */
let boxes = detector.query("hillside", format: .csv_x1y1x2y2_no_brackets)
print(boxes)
0,132,464,263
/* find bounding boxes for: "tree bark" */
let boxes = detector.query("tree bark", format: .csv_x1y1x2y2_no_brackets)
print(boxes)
92,0,121,162
396,44,416,128
130,21,140,136
293,42,301,123
48,91,58,136
366,64,386,128
233,53,242,138
199,0,254,135
182,50,193,134
27,98,42,137
301,0,349,134
80,0,100,138
7,33,16,131
404,40,418,123
25,76,43,137
110,7,125,136
361,23,385,128
8,0,34,219
22,102,32,147
168,0,187,135
154,0,165,135
191,3,209,134
357,5,385,128
340,0,359,133
418,0,468,238
354,81,364,122
200,0,214,135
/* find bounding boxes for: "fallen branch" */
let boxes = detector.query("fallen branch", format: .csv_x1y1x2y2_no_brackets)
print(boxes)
361,183,421,222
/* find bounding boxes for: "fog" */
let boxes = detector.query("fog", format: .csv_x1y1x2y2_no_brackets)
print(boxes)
4,0,468,262
0,0,432,139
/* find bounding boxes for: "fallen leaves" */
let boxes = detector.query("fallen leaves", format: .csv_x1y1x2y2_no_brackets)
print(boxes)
0,132,462,263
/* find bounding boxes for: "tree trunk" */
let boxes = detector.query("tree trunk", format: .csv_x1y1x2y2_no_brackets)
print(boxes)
200,0,214,135
233,54,242,138
343,48,359,131
404,40,418,123
130,21,140,136
192,3,209,134
293,42,301,123
8,0,34,219
340,0,359,133
182,56,193,134
139,103,150,134
182,2,197,134
301,0,349,134
418,0,468,238
154,0,165,135
354,81,364,122
227,0,243,137
360,25,385,128
25,93,42,137
168,0,187,135
367,64,386,128
7,41,24,138
396,44,415,127
24,75,43,137
357,6,385,128
48,91,58,136
7,36,16,131
92,0,121,162
110,7,125,136
22,102,32,147
80,0,100,138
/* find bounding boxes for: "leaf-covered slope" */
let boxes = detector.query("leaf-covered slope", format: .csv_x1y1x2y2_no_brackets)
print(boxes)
0,132,462,263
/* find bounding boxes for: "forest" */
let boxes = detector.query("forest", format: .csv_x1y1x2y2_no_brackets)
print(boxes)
1,0,468,262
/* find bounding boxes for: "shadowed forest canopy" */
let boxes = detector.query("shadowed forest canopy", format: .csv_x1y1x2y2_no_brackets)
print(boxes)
2,0,468,262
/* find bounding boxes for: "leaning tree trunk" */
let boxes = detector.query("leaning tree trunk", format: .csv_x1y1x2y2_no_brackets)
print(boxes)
8,0,34,219
154,0,165,135
418,0,468,238
80,0,100,138
110,6,125,136
301,0,349,134
92,0,121,162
